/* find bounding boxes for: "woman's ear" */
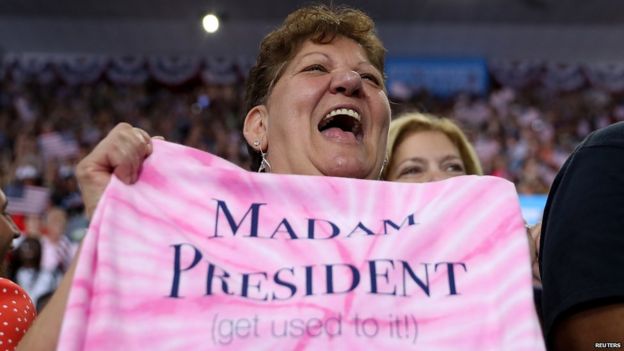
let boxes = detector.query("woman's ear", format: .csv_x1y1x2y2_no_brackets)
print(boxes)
243,105,269,151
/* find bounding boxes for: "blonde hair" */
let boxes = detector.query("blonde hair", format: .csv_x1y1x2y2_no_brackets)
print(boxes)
244,5,386,170
382,112,483,179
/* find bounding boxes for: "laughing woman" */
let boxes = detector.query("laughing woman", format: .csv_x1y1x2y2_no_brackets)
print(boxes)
18,5,391,350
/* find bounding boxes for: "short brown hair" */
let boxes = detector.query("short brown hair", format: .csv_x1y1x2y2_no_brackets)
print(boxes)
244,4,386,170
382,112,483,179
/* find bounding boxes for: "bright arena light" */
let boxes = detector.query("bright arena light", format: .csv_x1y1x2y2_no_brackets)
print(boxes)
202,13,220,33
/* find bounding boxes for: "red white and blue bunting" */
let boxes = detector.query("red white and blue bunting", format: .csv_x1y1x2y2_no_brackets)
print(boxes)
148,56,202,85
489,60,543,90
4,55,624,95
584,63,624,93
1,54,246,86
540,63,586,92
106,56,149,85
57,55,107,85
235,56,256,79
201,57,239,85
9,53,58,85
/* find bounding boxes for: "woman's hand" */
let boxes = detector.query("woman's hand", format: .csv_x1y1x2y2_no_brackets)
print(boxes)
76,123,156,219
527,222,542,286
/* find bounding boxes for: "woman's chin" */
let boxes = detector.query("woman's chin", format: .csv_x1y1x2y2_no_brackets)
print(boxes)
319,158,375,179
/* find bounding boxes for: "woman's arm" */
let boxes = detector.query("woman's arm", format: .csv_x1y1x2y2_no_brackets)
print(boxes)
17,123,156,350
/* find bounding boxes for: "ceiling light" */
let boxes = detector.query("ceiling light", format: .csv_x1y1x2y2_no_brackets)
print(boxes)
202,13,219,34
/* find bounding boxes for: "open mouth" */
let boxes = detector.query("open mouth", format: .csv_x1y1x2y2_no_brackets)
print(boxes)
318,108,363,142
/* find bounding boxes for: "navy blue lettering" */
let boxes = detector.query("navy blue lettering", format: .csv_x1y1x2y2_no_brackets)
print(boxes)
272,267,297,300
212,199,266,238
169,243,202,298
368,259,397,295
400,261,430,296
435,262,467,295
383,213,417,235
307,218,340,239
206,262,233,295
304,265,315,296
346,222,376,237
325,263,360,294
241,272,269,301
270,218,299,239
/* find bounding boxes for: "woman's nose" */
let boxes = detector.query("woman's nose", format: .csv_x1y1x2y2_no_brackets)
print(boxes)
329,70,363,97
428,170,453,182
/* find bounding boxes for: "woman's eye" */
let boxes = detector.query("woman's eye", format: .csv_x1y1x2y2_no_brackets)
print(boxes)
445,163,466,173
360,73,380,86
399,166,423,176
302,64,327,73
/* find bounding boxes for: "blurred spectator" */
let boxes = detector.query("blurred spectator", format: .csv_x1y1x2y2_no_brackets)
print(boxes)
40,207,77,275
7,237,56,308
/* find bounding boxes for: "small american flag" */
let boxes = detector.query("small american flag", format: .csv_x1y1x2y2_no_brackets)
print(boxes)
38,132,79,161
6,185,50,215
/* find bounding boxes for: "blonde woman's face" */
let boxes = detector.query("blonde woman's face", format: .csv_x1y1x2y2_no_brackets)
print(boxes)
386,130,466,183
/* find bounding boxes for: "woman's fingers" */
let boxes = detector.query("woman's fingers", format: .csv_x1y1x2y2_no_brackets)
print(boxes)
109,126,151,184
76,123,155,219
134,127,154,156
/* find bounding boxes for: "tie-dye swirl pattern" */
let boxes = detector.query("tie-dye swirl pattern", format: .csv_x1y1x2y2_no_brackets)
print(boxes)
59,140,544,350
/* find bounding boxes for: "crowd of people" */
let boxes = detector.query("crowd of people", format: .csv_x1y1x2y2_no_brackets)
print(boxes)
2,60,623,309
0,72,250,313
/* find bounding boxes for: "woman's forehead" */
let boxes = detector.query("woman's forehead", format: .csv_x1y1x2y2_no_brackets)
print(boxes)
401,130,457,150
293,37,370,65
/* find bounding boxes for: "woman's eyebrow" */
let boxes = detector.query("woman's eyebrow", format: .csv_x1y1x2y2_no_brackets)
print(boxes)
296,52,330,63
356,61,376,69
398,157,425,167
439,155,462,162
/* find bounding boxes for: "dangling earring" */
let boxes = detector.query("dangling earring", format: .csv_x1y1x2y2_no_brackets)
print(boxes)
378,157,388,180
258,149,272,173
254,140,272,173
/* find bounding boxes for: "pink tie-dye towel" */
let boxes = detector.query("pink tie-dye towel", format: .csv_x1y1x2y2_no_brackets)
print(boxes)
59,140,545,350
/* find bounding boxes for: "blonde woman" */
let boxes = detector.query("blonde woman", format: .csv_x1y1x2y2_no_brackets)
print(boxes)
382,112,482,182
